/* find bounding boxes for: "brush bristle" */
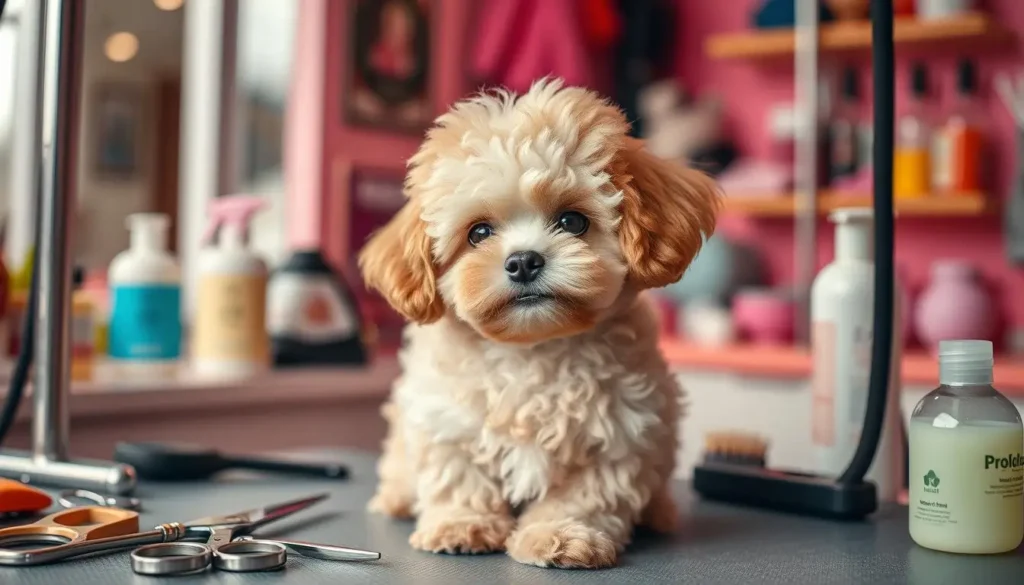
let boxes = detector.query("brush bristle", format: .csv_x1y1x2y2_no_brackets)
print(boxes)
703,430,768,466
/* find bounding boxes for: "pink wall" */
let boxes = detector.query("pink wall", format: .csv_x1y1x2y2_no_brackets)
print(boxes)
321,0,472,269
676,0,1024,339
286,0,328,249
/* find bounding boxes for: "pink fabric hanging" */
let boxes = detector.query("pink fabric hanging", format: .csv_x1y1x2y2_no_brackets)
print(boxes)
472,0,595,92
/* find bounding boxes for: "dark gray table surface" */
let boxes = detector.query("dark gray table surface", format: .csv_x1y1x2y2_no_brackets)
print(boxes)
2,450,1022,584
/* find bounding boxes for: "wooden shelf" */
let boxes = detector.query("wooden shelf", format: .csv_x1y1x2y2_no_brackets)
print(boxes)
723,191,990,217
706,12,1013,60
658,338,1024,394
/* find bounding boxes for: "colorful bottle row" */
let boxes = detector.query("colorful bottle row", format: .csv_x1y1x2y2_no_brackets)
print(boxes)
107,198,274,377
824,60,985,198
2,195,368,380
895,60,983,199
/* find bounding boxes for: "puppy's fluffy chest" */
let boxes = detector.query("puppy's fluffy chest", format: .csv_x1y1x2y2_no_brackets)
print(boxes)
396,309,668,505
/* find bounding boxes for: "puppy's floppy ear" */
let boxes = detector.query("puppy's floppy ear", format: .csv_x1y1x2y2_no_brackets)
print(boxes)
358,196,445,324
612,138,722,289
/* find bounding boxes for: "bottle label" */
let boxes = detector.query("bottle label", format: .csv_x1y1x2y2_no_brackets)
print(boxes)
109,284,181,360
932,132,952,191
811,321,836,447
828,121,858,180
72,305,95,359
909,422,1024,550
193,274,268,362
266,274,359,342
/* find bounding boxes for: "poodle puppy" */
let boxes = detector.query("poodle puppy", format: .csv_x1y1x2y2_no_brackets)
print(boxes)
358,78,721,569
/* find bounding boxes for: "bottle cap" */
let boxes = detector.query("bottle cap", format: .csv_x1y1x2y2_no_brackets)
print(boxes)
828,207,873,224
938,339,993,386
910,63,928,97
956,59,976,95
127,213,169,252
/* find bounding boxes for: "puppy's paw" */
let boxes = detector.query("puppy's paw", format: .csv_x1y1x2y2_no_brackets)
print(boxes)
506,520,619,569
409,513,514,554
368,489,414,519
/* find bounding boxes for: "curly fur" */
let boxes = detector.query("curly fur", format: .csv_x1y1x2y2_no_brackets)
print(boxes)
358,78,721,569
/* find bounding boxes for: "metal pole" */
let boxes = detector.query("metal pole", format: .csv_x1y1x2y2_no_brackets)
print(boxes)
0,0,136,494
33,0,77,463
793,0,820,346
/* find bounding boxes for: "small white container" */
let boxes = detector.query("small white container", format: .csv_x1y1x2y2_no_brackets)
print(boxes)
810,208,904,502
909,340,1023,554
107,213,182,370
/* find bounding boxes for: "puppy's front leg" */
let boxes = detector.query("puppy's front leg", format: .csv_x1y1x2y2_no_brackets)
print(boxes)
506,462,651,569
409,442,514,554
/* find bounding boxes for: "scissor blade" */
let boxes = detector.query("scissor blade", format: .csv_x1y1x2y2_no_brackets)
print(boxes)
185,493,329,529
249,493,330,528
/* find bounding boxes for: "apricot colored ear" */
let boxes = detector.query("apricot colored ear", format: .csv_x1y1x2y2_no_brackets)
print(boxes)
613,140,722,289
358,198,445,324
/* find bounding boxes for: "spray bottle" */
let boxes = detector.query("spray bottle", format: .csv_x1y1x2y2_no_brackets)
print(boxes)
192,196,269,377
107,213,181,369
810,208,904,502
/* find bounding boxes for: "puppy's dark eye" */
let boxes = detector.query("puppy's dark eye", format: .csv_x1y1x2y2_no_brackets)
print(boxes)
556,211,589,236
468,223,493,246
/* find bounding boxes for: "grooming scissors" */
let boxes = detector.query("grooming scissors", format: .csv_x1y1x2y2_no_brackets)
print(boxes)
0,493,380,573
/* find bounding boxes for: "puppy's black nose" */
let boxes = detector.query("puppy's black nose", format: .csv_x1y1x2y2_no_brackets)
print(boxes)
505,251,545,283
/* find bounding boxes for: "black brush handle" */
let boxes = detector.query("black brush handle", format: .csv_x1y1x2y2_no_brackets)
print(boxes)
222,455,349,479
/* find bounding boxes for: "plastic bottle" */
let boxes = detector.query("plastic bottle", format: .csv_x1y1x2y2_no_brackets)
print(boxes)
827,67,863,185
909,340,1023,554
107,213,181,369
932,59,984,196
894,63,933,199
192,196,269,377
810,208,904,502
7,248,33,357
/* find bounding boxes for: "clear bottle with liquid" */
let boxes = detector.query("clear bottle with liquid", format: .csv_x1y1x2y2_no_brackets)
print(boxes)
895,63,933,199
909,340,1023,554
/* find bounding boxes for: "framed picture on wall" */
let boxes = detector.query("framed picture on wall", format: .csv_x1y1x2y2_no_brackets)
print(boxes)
346,166,408,349
345,0,434,133
92,84,143,179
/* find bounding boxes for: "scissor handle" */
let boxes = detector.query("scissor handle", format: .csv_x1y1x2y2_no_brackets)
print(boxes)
131,542,212,575
58,489,142,511
131,540,287,575
0,506,139,548
213,540,287,572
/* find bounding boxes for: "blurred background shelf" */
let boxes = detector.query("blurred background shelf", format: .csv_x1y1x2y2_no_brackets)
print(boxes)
705,12,1013,60
658,337,1024,394
722,191,990,217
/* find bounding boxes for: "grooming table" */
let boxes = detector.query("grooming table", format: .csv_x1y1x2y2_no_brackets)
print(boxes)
3,450,1022,584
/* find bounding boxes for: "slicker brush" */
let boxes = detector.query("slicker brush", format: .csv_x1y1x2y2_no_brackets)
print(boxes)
702,431,768,467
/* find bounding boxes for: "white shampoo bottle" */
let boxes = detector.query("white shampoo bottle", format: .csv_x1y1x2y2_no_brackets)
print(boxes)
810,208,904,502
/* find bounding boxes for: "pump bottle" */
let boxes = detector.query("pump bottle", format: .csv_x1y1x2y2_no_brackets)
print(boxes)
192,196,269,377
810,208,904,502
107,213,181,369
